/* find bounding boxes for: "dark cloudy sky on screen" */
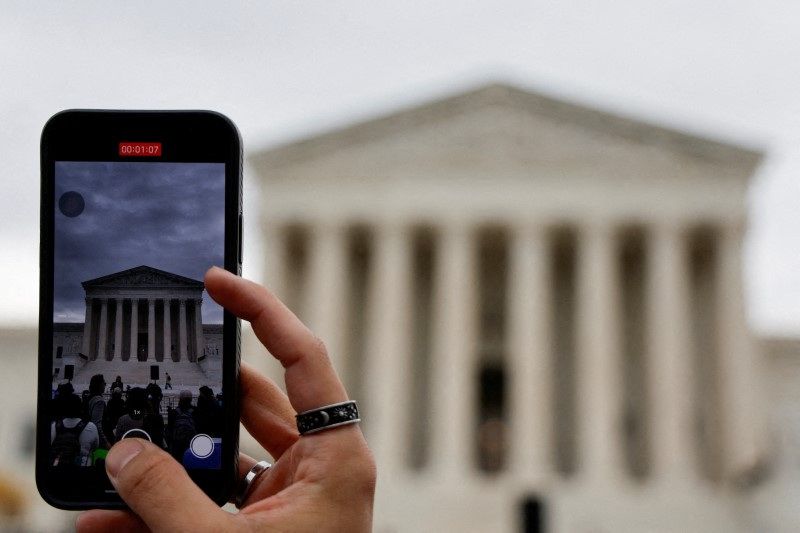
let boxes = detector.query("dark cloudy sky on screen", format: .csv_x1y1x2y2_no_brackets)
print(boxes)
53,161,225,324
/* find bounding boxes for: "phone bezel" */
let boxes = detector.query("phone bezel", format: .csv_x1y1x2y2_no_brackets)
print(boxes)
37,110,242,509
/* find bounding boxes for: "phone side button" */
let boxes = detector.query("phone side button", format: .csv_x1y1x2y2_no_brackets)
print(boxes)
238,213,243,265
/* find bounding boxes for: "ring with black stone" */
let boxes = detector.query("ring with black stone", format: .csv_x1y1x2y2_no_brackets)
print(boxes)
296,400,361,436
235,460,271,508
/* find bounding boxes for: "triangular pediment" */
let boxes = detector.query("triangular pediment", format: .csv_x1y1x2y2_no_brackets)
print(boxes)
250,84,762,184
82,266,204,290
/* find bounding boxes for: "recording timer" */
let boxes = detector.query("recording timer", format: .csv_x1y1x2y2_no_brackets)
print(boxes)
119,142,162,156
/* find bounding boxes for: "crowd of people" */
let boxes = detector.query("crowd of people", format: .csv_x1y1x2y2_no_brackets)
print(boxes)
49,374,223,469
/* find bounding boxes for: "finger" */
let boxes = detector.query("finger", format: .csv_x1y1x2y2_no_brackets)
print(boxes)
237,450,258,481
232,451,278,509
76,510,149,533
104,438,229,531
240,362,298,458
205,267,349,412
230,451,257,507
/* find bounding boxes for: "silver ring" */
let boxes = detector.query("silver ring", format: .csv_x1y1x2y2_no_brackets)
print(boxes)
235,460,271,508
296,400,361,435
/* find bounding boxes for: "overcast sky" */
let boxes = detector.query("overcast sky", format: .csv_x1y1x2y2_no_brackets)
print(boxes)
52,162,225,323
1,1,799,334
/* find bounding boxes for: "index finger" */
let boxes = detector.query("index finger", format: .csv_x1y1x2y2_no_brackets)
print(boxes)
204,266,349,413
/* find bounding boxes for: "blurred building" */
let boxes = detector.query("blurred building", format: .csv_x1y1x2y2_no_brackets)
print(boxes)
0,329,76,531
249,84,800,533
1,84,798,532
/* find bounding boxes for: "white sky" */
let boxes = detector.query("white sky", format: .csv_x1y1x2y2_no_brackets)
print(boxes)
1,1,799,335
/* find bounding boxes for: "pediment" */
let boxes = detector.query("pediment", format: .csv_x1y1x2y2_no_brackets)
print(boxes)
250,84,762,186
82,266,204,290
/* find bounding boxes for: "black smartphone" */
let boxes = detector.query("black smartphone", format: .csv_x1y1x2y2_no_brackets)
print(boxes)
37,110,242,509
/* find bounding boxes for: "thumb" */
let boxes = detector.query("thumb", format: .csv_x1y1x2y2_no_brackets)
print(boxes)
105,439,229,531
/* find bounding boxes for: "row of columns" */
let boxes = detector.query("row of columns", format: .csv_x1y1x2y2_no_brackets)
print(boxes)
81,296,204,363
263,219,762,485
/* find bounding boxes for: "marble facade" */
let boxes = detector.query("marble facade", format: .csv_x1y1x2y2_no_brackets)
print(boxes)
248,84,797,532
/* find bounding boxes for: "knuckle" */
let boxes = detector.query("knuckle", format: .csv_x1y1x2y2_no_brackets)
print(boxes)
308,334,329,359
284,334,330,368
357,446,378,487
335,438,377,494
270,328,330,367
356,454,377,497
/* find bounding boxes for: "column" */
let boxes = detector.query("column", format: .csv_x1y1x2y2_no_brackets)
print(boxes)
429,223,477,478
261,220,289,300
363,223,413,472
179,299,188,362
304,223,349,384
254,222,290,380
194,298,204,361
717,222,764,479
81,297,94,359
163,299,172,362
97,298,109,361
507,224,552,480
129,298,138,361
647,222,694,481
576,223,623,482
114,298,124,360
147,298,156,361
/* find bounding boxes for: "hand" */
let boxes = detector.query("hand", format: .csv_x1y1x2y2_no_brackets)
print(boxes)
76,266,377,532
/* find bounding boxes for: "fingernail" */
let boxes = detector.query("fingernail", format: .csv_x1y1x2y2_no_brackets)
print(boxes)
105,439,146,480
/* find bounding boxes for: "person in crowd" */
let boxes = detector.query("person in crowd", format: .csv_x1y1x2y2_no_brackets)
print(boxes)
145,381,163,408
87,374,109,449
55,382,74,399
193,385,222,438
111,376,124,392
164,372,173,390
114,388,147,441
103,387,126,445
51,382,75,422
143,389,167,450
169,390,196,463
77,267,376,532
50,393,99,467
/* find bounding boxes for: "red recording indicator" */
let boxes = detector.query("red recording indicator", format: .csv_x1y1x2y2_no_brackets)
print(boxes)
119,142,162,157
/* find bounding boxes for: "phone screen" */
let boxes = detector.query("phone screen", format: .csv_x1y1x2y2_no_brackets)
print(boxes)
38,111,241,508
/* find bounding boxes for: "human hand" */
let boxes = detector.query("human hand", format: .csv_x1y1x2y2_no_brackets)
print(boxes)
76,266,376,532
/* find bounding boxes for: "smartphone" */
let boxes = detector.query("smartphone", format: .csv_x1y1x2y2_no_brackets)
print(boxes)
37,110,242,509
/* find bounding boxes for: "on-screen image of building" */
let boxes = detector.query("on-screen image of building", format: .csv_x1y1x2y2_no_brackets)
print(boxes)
52,265,222,390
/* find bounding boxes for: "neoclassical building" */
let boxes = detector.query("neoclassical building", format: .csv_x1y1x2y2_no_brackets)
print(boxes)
248,85,799,532
2,84,797,532
53,265,222,388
